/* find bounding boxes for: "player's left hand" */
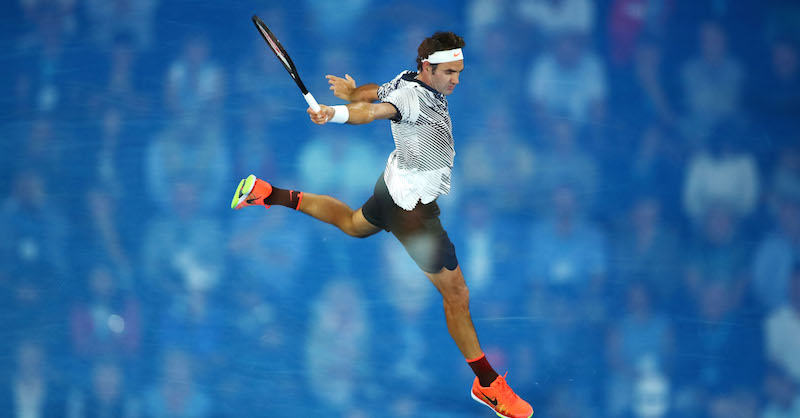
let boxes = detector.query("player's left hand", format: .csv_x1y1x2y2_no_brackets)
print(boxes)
308,104,334,125
326,74,356,101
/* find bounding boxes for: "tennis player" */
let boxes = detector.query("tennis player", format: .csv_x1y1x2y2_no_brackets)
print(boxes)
232,31,533,418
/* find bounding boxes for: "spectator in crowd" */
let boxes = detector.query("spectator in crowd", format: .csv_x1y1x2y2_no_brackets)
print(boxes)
682,123,760,226
231,106,281,181
622,124,685,217
227,206,311,298
158,289,224,361
14,0,78,116
458,27,527,117
164,33,225,120
453,203,500,296
305,279,372,414
0,170,68,280
679,20,745,144
296,130,383,209
750,36,800,147
221,276,298,414
607,0,675,68
611,194,682,308
304,0,369,46
753,147,800,310
88,34,150,117
465,0,518,41
458,105,537,214
526,31,607,129
765,264,800,384
70,263,141,363
605,281,675,417
612,38,677,129
23,117,67,185
83,0,158,50
526,289,600,416
675,282,761,416
517,0,596,39
684,205,751,310
631,37,676,125
706,386,759,418
527,183,607,321
84,106,141,282
140,179,225,298
762,365,800,418
372,236,438,416
141,349,211,418
533,119,599,214
145,119,230,213
0,338,65,417
70,359,138,418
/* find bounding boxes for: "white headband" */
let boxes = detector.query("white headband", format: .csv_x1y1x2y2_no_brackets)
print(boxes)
422,48,464,64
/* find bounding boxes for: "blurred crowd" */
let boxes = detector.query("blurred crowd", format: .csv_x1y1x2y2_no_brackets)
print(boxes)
1,0,799,417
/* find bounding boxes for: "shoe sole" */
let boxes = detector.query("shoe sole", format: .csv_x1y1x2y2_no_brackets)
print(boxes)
231,174,256,209
471,391,533,418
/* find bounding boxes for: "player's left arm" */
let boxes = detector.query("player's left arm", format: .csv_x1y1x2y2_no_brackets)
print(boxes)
326,74,379,103
308,102,398,125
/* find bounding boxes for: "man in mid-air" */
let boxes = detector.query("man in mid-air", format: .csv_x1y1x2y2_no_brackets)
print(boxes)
232,31,533,418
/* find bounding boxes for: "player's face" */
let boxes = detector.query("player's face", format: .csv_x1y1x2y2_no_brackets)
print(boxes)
430,61,464,95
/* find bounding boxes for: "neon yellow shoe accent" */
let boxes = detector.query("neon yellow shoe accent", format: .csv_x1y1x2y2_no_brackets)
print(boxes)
231,178,245,209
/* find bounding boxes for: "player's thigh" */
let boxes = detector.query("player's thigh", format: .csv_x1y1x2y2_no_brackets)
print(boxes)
350,207,382,238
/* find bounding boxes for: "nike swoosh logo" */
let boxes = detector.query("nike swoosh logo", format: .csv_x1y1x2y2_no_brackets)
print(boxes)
454,52,461,57
479,390,498,406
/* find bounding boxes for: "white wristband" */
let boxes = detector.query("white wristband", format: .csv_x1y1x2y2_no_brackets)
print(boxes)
329,105,349,124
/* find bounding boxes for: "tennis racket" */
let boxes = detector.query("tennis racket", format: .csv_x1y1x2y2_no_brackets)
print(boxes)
252,15,320,111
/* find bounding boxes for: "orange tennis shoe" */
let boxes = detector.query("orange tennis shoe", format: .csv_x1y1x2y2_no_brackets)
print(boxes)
231,174,273,209
471,373,533,418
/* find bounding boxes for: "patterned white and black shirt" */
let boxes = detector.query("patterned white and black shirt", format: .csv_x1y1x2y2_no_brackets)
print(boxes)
377,71,455,210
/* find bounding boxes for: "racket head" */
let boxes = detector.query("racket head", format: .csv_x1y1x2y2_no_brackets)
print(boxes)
252,15,310,94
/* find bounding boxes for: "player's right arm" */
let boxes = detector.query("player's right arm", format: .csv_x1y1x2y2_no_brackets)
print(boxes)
308,102,398,125
326,74,379,103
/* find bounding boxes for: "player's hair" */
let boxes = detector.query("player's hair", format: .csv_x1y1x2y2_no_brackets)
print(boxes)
417,31,465,71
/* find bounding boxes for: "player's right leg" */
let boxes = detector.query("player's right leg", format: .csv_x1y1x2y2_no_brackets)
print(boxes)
425,266,533,418
231,174,381,238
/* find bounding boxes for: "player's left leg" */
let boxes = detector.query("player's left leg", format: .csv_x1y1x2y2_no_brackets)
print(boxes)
232,174,381,238
425,266,533,418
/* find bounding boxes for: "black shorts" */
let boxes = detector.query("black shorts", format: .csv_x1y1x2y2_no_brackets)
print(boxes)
361,173,458,273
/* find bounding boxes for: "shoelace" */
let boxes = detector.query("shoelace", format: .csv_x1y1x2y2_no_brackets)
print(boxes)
493,372,519,405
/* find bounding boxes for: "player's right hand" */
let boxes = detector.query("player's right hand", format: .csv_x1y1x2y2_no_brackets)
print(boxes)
308,104,334,125
326,74,356,101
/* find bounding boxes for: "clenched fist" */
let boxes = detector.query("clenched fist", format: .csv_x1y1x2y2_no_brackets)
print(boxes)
308,104,334,125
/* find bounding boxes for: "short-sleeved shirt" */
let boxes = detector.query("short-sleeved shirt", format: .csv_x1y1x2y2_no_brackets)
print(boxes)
377,71,455,210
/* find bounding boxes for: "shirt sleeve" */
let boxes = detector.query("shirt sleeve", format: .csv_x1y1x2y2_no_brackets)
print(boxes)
377,71,410,101
382,87,420,123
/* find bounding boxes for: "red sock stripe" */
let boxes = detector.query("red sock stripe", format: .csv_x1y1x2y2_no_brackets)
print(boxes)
466,352,486,363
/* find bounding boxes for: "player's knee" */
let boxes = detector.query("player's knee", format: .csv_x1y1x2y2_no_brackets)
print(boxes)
344,211,374,238
344,220,369,238
347,229,371,238
442,278,470,310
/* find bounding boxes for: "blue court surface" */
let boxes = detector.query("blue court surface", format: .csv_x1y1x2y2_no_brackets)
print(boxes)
1,1,799,417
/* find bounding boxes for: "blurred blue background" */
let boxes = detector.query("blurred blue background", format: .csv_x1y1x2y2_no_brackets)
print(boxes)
1,0,800,417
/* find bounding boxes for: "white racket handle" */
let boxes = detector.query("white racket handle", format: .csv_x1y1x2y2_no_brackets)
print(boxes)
303,93,320,112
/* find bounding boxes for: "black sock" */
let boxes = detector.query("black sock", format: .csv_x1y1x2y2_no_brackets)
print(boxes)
264,187,303,210
468,354,500,387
